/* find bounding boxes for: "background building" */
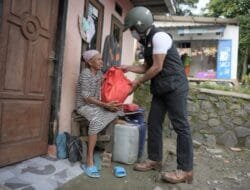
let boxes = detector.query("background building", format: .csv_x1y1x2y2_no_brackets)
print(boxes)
154,15,239,80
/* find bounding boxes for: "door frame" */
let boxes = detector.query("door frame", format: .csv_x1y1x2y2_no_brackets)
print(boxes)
48,0,68,145
0,0,61,166
0,0,3,30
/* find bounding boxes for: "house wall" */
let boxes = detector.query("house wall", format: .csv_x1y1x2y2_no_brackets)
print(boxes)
222,25,239,79
58,0,135,133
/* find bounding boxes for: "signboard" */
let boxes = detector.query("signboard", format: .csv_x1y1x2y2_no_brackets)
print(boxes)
216,40,232,79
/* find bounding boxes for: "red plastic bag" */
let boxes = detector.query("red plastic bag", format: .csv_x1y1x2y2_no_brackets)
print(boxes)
101,66,132,103
123,103,140,112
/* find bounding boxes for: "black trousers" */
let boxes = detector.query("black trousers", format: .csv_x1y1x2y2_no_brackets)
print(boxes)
147,88,193,171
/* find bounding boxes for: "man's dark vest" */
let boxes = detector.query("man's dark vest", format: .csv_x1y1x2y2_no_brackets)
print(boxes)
143,26,188,95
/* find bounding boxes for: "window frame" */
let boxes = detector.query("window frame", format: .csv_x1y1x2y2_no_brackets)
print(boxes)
110,14,123,53
83,0,104,51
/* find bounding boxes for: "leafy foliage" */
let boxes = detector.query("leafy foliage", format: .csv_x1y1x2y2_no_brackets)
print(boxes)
239,15,250,47
242,74,250,87
176,0,199,15
206,0,250,18
238,15,250,79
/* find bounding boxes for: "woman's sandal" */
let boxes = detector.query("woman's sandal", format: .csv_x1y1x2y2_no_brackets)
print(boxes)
81,165,100,178
113,166,127,177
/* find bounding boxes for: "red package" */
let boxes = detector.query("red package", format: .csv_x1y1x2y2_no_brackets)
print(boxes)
123,103,140,112
101,66,132,103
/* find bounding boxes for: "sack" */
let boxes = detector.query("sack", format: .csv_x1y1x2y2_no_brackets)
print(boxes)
101,66,132,103
64,132,82,163
55,133,67,159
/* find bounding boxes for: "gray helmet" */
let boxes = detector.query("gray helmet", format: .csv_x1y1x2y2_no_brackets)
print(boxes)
123,6,153,33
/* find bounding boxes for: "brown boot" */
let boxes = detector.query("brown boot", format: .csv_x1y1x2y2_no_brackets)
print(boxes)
161,170,193,184
133,159,162,172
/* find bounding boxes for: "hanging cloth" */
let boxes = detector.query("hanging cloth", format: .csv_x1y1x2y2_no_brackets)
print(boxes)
102,35,121,73
78,15,96,43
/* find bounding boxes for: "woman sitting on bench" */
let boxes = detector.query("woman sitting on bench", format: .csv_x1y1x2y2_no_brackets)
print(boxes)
76,50,123,178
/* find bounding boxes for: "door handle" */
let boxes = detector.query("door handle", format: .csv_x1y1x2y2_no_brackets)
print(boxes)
48,51,56,77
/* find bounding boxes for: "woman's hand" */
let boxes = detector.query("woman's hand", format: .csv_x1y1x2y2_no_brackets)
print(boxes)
104,101,122,112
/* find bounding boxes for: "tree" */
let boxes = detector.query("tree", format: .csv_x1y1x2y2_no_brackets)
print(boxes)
206,0,250,18
176,0,199,15
205,0,250,80
238,15,250,80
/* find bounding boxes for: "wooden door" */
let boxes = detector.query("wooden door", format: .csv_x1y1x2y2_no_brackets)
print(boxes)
0,0,59,166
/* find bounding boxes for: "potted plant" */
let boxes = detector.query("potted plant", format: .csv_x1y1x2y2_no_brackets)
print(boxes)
181,53,191,76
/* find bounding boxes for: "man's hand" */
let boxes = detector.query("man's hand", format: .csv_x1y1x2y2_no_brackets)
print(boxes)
119,65,129,73
132,78,141,89
128,78,141,95
119,64,147,74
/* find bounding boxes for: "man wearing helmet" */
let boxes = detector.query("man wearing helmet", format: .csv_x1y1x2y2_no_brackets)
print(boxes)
122,6,193,184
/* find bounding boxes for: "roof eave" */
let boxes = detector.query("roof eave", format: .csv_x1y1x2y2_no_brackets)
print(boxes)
154,15,239,25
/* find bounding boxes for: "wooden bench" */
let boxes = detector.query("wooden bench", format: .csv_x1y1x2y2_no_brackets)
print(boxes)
71,110,114,152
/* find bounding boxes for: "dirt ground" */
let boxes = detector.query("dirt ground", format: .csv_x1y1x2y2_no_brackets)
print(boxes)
57,138,250,190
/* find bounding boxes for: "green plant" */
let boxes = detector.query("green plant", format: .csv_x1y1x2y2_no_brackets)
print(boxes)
184,56,191,67
239,86,250,94
192,81,250,95
242,74,250,86
198,82,233,91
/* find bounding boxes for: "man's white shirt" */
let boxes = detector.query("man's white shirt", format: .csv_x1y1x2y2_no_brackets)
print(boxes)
152,32,172,54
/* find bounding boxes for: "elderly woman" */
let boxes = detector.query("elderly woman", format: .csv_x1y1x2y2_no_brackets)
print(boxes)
76,50,122,178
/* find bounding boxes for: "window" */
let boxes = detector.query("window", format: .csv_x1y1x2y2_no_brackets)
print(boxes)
111,15,123,51
177,40,217,78
177,42,191,48
115,2,122,16
83,0,104,51
190,40,217,78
